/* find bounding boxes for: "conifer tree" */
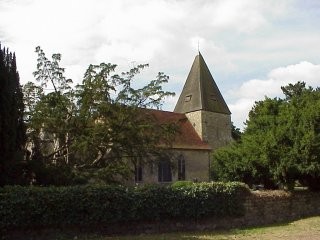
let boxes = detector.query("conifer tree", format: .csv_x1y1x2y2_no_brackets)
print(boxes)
0,43,26,186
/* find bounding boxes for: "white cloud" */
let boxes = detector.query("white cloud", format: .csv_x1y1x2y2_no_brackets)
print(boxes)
0,0,292,84
229,61,320,130
1,0,320,132
210,0,268,32
269,61,320,85
229,98,254,128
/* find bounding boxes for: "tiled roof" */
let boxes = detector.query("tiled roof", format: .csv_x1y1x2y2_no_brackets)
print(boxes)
143,109,211,150
174,52,231,115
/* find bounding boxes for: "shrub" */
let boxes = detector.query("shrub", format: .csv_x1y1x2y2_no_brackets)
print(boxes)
0,182,249,230
171,180,194,189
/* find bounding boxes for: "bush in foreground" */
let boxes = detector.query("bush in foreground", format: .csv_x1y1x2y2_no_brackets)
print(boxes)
0,182,249,230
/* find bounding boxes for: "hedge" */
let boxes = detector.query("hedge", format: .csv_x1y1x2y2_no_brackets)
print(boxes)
0,182,249,230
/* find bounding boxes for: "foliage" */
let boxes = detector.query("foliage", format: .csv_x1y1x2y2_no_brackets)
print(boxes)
0,182,249,230
22,47,177,185
171,180,194,188
0,43,26,186
211,143,255,184
212,82,320,190
231,122,242,141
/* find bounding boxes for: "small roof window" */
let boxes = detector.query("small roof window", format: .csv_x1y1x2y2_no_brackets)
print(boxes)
185,95,192,102
210,94,217,101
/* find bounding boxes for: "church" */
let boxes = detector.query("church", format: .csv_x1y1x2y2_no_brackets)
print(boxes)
134,52,232,184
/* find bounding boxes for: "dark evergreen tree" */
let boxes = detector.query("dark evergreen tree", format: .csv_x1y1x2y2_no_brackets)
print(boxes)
231,122,242,142
212,82,320,191
0,43,26,186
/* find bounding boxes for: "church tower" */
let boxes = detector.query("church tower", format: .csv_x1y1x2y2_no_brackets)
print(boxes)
174,52,232,150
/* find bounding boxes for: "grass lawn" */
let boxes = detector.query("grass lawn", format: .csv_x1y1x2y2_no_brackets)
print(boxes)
5,216,320,240
99,216,320,240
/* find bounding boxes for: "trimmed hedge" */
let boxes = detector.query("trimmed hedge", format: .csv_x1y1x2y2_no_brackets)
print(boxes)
0,182,249,230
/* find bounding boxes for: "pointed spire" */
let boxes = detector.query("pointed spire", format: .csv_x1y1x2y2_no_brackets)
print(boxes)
174,52,231,114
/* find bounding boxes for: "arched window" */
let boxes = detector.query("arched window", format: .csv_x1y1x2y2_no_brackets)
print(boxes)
135,164,143,182
158,159,172,182
178,155,185,180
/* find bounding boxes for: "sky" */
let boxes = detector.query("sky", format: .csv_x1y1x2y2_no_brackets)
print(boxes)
1,0,320,130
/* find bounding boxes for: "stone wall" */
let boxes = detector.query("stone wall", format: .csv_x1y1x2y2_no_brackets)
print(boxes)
242,190,320,226
99,190,320,235
176,149,210,182
6,190,320,237
186,110,232,150
202,111,232,150
186,111,203,140
139,149,210,184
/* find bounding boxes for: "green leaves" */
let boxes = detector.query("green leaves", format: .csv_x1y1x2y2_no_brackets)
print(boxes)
0,183,249,230
23,46,177,185
212,82,320,190
33,46,73,93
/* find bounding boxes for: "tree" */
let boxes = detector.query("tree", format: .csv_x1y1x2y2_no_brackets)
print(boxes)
212,82,320,191
24,47,177,185
231,122,242,142
22,47,76,185
0,43,26,186
281,83,320,190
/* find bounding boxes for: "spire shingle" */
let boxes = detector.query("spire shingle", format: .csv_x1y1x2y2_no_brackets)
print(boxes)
174,52,231,114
